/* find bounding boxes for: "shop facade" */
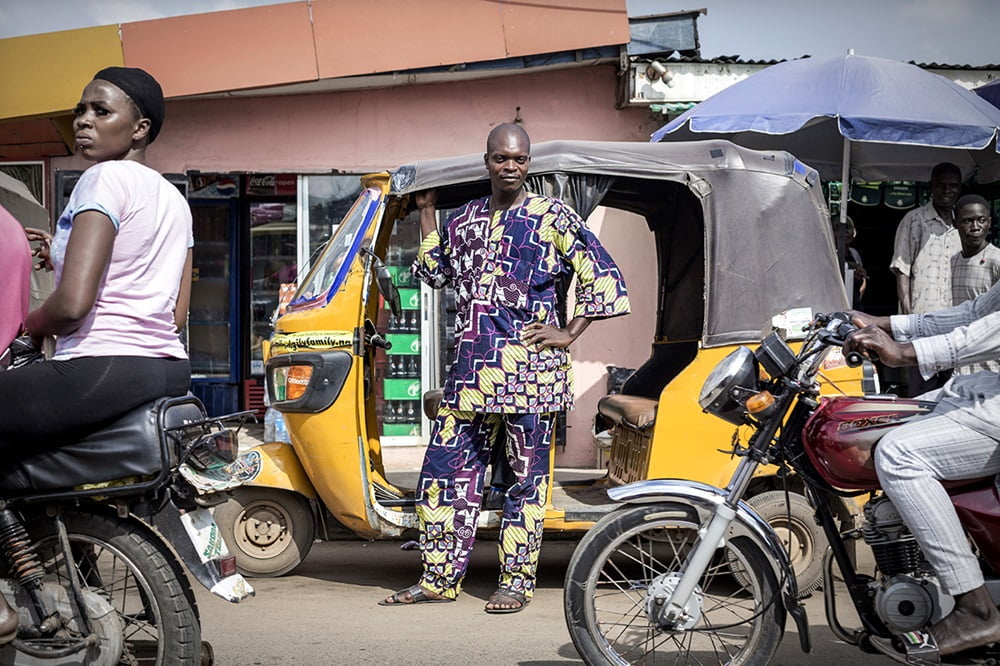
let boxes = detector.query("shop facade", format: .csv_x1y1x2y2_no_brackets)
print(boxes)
0,3,704,465
31,63,661,466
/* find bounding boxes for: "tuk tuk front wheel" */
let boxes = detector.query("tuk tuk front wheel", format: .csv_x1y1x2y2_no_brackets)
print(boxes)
214,487,315,577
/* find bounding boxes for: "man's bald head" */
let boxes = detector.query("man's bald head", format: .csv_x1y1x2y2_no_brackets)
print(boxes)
486,123,530,153
484,123,531,200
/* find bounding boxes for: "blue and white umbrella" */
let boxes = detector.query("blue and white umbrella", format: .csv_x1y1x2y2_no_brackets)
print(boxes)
975,78,1000,110
653,53,1000,266
653,53,1000,186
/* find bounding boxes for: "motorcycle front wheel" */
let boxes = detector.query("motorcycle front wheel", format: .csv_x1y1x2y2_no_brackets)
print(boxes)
29,509,202,665
564,503,785,666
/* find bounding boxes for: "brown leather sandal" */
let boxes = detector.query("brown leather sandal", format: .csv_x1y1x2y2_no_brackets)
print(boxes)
484,588,529,614
378,584,453,606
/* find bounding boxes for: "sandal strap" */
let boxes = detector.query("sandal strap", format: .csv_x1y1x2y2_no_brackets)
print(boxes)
491,588,527,604
402,584,432,603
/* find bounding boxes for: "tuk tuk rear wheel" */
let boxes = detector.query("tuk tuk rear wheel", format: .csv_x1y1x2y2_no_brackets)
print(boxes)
742,491,824,596
214,487,315,577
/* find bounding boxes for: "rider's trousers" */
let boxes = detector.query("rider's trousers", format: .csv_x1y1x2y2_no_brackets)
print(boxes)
416,407,554,600
875,410,1000,595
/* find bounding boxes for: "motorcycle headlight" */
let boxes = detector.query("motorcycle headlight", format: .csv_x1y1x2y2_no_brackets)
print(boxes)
698,346,759,425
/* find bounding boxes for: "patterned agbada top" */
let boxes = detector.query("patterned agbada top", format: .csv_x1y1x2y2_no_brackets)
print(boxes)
412,194,630,414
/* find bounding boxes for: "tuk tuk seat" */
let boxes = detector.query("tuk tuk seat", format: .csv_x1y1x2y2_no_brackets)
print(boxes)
423,388,444,421
597,395,658,431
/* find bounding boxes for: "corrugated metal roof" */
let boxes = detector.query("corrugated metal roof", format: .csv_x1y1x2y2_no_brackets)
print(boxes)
646,53,1000,70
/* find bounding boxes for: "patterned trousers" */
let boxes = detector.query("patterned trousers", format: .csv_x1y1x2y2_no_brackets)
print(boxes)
416,407,555,600
875,410,1000,595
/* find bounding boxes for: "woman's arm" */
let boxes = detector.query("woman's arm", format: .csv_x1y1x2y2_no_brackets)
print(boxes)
174,248,193,332
24,211,114,341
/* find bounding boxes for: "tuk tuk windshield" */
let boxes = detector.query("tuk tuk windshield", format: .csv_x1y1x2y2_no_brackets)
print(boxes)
287,186,381,312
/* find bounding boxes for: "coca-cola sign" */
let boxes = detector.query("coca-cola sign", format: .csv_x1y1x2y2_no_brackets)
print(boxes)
246,173,297,196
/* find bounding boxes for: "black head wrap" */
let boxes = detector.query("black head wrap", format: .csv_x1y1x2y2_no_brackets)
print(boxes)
92,67,165,144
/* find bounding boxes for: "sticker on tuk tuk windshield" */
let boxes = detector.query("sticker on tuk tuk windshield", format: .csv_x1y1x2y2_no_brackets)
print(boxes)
270,330,353,354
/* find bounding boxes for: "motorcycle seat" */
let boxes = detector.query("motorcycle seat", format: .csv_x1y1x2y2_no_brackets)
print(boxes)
423,388,444,420
598,394,658,431
0,396,205,495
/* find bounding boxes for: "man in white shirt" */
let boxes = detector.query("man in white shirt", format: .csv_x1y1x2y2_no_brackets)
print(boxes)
847,284,1000,657
889,162,962,395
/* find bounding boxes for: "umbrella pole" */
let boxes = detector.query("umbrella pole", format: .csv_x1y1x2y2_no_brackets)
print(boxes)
838,139,852,298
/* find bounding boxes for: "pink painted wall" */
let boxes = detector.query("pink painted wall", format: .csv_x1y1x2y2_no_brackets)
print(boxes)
562,207,658,468
53,66,659,174
49,65,662,467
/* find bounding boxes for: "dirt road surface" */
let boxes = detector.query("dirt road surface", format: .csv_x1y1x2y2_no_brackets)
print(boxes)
196,536,885,666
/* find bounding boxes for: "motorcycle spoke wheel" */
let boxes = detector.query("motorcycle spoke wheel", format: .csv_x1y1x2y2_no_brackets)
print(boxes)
565,504,785,666
30,511,201,665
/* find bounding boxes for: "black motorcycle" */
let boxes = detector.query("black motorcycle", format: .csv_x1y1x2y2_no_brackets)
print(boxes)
1,338,255,665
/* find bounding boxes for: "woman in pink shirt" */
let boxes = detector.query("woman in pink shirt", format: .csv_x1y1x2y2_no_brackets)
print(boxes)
0,205,31,356
0,67,193,452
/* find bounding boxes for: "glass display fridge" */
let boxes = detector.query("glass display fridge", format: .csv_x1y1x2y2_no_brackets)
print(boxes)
186,173,242,416
248,201,298,376
189,201,238,378
375,211,444,445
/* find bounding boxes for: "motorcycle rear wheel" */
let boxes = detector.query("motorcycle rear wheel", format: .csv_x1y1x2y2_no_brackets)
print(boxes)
28,509,202,665
564,503,785,666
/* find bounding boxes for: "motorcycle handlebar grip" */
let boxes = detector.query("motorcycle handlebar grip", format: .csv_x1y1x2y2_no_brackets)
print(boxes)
845,351,865,368
369,334,392,350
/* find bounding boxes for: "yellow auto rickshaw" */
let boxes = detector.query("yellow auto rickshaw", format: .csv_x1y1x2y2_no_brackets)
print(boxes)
213,140,871,592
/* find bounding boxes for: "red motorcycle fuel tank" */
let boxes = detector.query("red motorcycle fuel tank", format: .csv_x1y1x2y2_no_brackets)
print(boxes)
801,396,935,490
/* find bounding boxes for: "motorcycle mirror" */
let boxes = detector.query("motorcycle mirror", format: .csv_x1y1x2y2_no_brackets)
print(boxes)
361,246,403,319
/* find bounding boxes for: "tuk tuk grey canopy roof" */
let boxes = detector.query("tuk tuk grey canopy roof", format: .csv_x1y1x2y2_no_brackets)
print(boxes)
390,140,849,347
390,139,820,195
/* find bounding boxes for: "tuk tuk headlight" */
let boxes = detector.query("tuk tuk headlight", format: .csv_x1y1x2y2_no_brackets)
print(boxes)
266,351,353,414
273,365,313,402
698,346,759,425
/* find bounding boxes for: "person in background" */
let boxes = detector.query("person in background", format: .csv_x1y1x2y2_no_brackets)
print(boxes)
950,194,1000,375
0,66,193,453
380,123,630,613
836,215,867,308
890,161,962,395
0,205,31,357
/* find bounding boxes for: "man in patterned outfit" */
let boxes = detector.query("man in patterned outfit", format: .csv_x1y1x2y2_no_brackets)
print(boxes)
890,162,962,395
950,194,1000,375
380,124,629,612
